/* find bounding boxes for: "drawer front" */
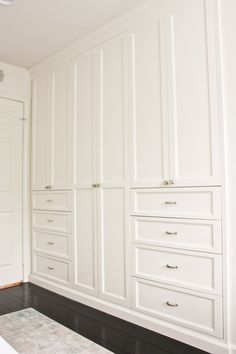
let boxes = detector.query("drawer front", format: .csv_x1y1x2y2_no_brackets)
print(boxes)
131,217,222,253
132,245,222,294
132,278,223,337
130,188,221,219
33,211,71,233
33,230,71,259
33,191,72,211
33,254,70,284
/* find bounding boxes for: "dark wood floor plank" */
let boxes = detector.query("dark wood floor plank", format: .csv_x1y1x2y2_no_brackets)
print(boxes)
0,283,208,354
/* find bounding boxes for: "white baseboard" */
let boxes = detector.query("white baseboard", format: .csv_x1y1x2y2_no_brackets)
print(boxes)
30,275,230,354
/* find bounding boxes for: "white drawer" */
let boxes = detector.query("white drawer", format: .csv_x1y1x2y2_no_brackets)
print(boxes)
131,217,222,253
33,211,71,233
132,245,222,295
32,191,72,211
130,188,221,219
33,230,71,259
33,254,70,285
132,278,223,337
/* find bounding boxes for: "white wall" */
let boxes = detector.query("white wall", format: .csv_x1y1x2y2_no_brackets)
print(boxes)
0,62,30,99
219,1,236,353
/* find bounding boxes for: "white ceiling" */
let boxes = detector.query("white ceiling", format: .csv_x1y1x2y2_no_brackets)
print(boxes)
0,0,144,69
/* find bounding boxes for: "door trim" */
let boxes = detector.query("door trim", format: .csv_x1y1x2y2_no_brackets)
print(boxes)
0,93,31,282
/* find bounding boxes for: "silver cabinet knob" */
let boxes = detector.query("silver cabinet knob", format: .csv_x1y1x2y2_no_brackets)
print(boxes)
96,183,100,188
169,180,174,185
92,183,101,188
92,184,97,188
48,241,54,245
164,201,177,205
47,219,54,223
48,266,54,271
165,231,178,236
45,185,52,190
46,199,54,203
166,301,178,307
163,180,169,185
166,264,178,269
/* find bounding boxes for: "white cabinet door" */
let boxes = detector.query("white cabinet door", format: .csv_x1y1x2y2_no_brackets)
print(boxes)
73,52,98,296
32,74,50,190
167,0,221,187
129,18,169,188
48,64,73,189
96,35,130,306
0,98,23,286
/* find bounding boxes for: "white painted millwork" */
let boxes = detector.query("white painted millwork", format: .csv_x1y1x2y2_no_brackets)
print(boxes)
32,211,72,234
32,191,72,211
32,64,72,191
129,0,221,188
132,278,223,338
131,217,222,253
0,97,24,286
33,230,71,260
30,0,228,353
130,187,221,220
132,244,222,295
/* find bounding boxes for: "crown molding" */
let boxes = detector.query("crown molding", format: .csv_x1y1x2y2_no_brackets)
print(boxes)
29,0,169,78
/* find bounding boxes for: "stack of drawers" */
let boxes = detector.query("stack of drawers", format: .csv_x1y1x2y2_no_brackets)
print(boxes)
130,187,223,338
32,191,72,287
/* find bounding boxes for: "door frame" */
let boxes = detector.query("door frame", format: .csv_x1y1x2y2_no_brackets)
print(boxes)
0,93,31,282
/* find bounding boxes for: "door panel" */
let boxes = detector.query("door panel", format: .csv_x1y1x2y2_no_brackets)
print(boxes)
0,97,23,286
96,36,129,306
167,0,221,186
74,189,97,295
32,75,49,190
73,51,97,295
98,188,127,303
49,64,72,189
129,19,168,187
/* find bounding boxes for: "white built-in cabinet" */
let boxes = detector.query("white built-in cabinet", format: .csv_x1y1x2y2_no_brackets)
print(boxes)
31,0,224,345
73,34,129,306
130,0,221,188
32,64,73,190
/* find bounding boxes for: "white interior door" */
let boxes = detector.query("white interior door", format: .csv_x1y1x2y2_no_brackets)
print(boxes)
0,97,23,286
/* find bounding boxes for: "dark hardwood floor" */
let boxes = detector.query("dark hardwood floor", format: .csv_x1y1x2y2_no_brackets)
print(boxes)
0,282,208,354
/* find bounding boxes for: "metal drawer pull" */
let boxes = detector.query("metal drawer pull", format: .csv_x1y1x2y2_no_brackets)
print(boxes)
164,201,177,205
47,219,54,223
165,231,178,236
166,301,178,307
48,242,54,245
46,199,54,203
48,266,54,271
166,264,178,269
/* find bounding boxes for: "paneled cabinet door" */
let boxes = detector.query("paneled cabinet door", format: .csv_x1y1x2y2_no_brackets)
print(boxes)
73,51,98,296
32,74,50,190
48,64,73,190
95,35,130,307
129,17,169,188
166,0,221,187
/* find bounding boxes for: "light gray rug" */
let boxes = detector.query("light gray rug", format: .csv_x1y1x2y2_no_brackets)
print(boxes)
0,308,113,354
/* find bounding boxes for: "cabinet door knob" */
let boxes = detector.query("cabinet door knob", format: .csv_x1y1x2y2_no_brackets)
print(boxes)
166,301,178,307
166,264,178,269
92,184,97,188
169,180,174,185
48,241,54,245
163,180,169,185
164,201,177,205
46,199,54,203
